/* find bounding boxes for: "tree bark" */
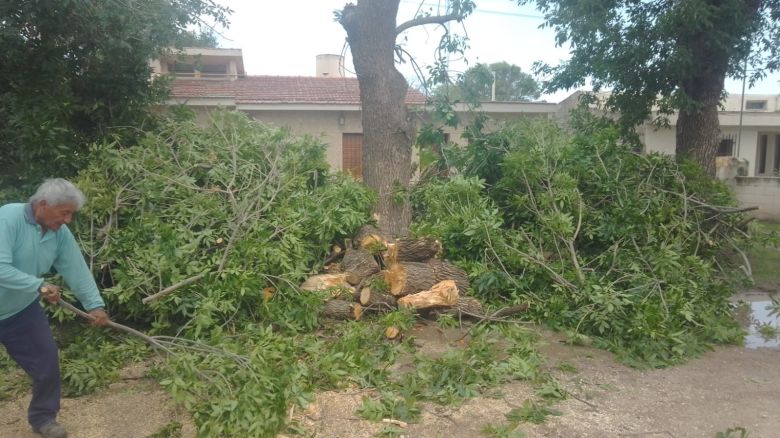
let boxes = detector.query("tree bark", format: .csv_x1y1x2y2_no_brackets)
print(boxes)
322,299,364,320
427,259,470,293
384,262,439,297
342,247,380,285
339,0,414,238
673,0,759,177
386,237,442,263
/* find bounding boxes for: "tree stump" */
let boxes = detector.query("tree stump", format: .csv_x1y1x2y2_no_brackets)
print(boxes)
398,280,459,310
342,247,380,285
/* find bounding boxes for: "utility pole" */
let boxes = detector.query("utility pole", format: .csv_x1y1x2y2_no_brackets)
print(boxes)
736,52,748,158
491,70,496,101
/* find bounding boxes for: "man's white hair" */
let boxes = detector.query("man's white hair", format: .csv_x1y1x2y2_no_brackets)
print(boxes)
29,178,87,209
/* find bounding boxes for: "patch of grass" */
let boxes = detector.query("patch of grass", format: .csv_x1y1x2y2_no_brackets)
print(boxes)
146,422,182,438
755,322,778,340
505,399,562,425
0,350,30,401
482,424,527,437
747,221,780,289
715,426,750,437
556,361,578,374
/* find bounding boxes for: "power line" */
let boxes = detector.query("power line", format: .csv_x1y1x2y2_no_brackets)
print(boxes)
399,0,544,20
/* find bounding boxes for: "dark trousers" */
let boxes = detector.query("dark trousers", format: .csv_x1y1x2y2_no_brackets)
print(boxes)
0,300,61,429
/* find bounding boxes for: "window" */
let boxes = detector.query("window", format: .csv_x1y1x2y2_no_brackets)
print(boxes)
745,100,768,110
717,135,734,157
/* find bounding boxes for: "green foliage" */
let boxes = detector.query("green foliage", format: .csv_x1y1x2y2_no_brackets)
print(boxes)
505,400,562,425
73,111,374,331
0,349,29,401
0,0,229,186
58,330,147,397
521,0,779,160
482,424,527,438
159,325,306,438
434,62,541,103
146,422,183,438
715,427,750,438
413,117,749,366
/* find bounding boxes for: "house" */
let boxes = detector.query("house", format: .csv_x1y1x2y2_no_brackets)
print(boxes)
153,48,558,176
636,93,780,220
154,48,780,219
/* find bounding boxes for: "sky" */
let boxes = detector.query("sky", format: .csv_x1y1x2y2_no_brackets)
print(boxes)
213,0,780,104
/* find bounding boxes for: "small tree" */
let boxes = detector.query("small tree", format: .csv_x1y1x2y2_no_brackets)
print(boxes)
338,0,475,237
437,62,541,102
522,0,780,176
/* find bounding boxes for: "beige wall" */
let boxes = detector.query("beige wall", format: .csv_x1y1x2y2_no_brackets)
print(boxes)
244,110,362,171
734,176,780,220
643,126,677,156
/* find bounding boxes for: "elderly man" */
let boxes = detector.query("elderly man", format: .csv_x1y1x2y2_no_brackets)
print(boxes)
0,178,109,438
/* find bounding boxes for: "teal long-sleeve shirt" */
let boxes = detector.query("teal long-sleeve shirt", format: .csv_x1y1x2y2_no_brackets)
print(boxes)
0,203,105,320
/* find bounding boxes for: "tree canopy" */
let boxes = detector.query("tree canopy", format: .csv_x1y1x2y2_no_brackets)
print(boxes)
523,0,780,175
0,0,229,186
436,61,541,102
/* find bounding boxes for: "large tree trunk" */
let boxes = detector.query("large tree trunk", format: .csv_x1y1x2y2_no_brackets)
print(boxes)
675,70,724,177
339,0,414,238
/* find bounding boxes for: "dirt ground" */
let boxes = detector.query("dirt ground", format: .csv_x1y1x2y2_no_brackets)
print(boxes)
2,294,779,438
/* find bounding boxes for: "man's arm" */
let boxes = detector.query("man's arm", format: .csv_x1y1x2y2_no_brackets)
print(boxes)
0,219,44,291
52,226,106,312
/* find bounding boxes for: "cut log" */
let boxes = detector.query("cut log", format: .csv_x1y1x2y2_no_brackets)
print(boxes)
360,234,387,254
398,280,459,310
384,262,439,297
427,259,470,292
441,296,484,318
359,287,398,312
386,237,442,264
300,273,349,292
385,326,401,340
321,299,364,320
342,247,380,285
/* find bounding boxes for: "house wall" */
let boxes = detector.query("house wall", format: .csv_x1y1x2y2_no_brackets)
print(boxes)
243,109,363,171
734,176,780,220
643,128,677,156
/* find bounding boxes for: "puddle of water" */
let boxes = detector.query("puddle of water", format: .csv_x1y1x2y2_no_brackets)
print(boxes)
741,300,780,349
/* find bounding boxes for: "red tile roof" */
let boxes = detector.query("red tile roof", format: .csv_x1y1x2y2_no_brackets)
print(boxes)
169,76,427,105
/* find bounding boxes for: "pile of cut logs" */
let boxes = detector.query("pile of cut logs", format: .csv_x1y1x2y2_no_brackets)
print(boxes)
301,235,492,328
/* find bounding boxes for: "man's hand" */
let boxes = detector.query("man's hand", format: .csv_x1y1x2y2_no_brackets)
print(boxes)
88,308,110,327
39,284,62,304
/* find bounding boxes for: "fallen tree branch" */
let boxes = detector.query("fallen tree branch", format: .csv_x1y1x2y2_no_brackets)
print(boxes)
142,272,208,304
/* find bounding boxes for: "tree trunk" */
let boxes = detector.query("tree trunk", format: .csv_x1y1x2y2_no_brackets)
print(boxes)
674,11,735,178
339,0,414,238
675,94,722,178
